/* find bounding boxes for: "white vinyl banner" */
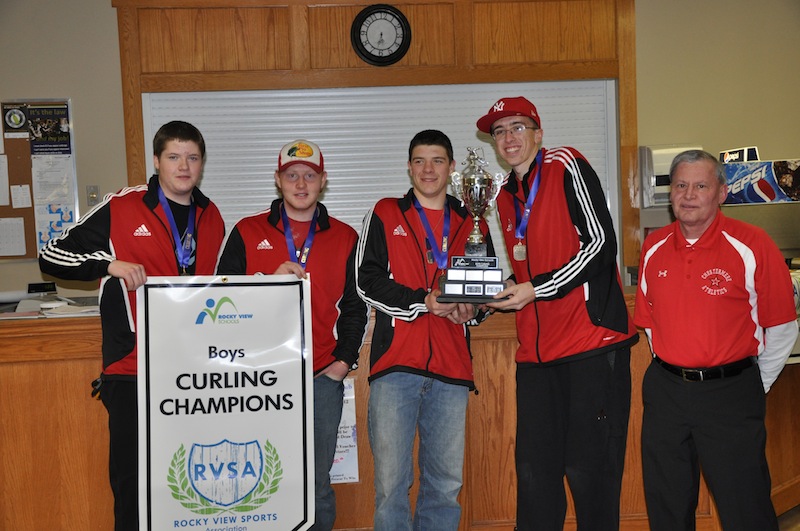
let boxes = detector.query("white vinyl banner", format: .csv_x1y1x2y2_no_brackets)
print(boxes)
137,275,314,531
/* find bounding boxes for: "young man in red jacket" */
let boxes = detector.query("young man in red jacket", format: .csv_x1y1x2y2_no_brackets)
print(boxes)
216,139,368,531
39,121,226,531
478,98,638,530
355,129,493,531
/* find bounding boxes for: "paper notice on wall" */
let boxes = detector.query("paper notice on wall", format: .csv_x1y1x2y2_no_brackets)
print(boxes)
0,218,26,256
0,155,8,206
330,377,359,484
31,155,74,204
36,203,75,249
10,184,31,208
31,155,76,250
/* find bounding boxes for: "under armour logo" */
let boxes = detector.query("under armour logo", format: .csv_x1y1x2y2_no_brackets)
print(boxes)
658,270,667,277
493,101,506,112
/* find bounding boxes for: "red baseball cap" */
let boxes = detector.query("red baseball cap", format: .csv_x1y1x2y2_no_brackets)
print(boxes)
476,97,541,134
278,140,324,173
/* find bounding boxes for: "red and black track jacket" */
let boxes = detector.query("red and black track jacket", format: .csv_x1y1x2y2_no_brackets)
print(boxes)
216,199,369,373
495,147,638,365
39,176,226,378
355,189,494,389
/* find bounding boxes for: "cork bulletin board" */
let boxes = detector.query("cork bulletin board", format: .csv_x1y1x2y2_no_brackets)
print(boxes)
0,100,78,260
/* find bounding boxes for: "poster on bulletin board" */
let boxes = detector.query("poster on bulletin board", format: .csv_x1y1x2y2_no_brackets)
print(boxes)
0,99,78,259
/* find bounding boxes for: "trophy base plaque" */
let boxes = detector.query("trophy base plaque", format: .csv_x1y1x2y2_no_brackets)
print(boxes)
437,256,506,303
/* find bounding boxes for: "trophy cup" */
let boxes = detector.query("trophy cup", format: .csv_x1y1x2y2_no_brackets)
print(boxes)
437,148,506,303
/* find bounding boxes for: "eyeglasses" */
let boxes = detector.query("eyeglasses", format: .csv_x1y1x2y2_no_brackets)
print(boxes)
491,124,538,140
280,172,321,183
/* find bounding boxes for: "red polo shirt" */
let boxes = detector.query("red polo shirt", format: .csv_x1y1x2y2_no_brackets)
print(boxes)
634,212,795,368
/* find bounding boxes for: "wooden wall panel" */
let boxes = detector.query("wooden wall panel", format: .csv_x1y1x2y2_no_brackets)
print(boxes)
138,7,291,73
473,0,616,65
401,3,457,66
308,6,363,69
589,0,617,60
234,7,292,69
766,367,800,515
466,332,519,525
559,1,595,61
616,0,641,266
473,2,557,65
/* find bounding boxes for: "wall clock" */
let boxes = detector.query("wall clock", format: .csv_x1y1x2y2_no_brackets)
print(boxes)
350,4,411,67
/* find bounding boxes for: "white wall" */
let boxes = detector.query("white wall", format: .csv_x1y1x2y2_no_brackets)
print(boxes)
0,0,126,294
636,0,800,159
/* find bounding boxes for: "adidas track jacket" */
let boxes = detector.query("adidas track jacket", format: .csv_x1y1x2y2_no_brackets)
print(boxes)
39,176,225,378
495,147,637,365
216,199,369,373
355,190,494,388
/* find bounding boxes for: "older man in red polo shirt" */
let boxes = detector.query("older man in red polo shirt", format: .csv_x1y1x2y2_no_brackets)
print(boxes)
634,149,798,531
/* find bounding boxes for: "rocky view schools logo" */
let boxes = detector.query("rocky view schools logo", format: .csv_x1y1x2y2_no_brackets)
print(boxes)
167,439,283,514
196,297,254,324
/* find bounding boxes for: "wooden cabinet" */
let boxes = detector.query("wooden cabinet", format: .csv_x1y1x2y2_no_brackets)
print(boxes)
3,307,800,530
0,318,113,530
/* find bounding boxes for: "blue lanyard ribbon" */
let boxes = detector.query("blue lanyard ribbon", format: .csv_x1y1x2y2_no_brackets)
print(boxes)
412,196,450,269
281,204,318,269
514,149,543,240
157,187,196,274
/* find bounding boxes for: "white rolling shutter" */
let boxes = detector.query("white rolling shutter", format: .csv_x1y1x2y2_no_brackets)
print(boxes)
143,80,619,274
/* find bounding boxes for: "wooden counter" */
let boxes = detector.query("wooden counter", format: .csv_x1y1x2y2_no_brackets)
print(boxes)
0,317,112,530
2,306,800,530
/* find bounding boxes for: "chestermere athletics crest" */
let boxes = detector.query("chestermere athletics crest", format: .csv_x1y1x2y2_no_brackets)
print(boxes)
167,439,283,514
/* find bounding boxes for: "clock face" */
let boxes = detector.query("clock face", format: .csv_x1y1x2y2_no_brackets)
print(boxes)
351,5,411,67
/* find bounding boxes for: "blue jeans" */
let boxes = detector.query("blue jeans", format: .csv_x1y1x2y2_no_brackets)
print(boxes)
368,372,468,531
310,375,345,531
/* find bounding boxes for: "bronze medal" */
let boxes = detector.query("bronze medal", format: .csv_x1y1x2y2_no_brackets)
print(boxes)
513,242,527,261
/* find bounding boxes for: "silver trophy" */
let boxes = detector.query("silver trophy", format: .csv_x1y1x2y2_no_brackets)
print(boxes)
438,148,506,303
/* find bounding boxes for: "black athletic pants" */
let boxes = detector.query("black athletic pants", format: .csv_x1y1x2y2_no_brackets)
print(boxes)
100,378,138,531
515,348,631,530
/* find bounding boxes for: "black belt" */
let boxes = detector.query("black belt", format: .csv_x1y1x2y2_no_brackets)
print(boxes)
654,356,755,382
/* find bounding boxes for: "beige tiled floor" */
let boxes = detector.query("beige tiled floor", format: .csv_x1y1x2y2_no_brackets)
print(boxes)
780,504,800,530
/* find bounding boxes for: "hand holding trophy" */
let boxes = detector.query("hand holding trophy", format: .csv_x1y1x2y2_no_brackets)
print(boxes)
437,147,505,303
